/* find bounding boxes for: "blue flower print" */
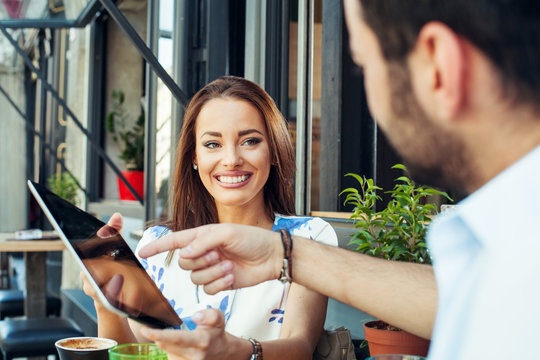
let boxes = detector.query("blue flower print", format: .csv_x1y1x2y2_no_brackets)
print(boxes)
168,298,183,316
269,308,285,324
148,265,165,292
167,298,184,329
206,295,231,321
139,257,148,270
219,295,231,322
141,227,169,272
181,316,198,330
274,217,313,237
150,226,170,238
183,295,231,331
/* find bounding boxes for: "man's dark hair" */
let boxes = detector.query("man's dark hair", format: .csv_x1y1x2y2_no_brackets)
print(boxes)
360,0,540,107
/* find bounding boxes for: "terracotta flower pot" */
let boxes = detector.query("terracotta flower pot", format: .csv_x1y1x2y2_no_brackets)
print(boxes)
117,170,144,201
364,320,430,357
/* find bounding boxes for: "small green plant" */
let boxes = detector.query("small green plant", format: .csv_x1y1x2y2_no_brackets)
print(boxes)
341,164,452,264
47,172,79,206
105,89,145,171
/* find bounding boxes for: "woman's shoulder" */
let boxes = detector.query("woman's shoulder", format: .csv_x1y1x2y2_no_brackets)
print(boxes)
137,225,171,248
135,225,172,267
273,213,327,230
273,214,337,246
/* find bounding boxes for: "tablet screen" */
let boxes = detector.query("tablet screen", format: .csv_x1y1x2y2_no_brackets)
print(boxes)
28,180,182,329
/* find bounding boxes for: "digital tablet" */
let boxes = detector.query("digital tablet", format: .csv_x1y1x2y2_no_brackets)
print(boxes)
27,180,183,329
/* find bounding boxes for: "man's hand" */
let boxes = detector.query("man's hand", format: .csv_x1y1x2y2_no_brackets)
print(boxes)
139,223,283,294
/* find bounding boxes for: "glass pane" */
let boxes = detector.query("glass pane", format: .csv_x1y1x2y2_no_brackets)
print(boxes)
64,28,87,206
288,0,323,213
288,18,298,156
311,0,322,211
288,2,299,204
0,0,95,21
154,0,174,220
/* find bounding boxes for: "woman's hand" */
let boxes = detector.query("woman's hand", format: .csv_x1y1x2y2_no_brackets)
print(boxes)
81,212,141,343
97,212,123,237
81,212,124,307
81,270,140,343
81,272,102,304
141,309,252,360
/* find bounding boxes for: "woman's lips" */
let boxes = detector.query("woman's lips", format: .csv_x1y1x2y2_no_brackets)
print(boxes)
215,174,251,187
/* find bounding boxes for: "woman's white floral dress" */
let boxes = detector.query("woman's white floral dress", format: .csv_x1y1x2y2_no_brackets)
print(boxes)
135,214,337,340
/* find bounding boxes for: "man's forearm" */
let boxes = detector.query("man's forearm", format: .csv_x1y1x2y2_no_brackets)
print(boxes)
290,235,437,339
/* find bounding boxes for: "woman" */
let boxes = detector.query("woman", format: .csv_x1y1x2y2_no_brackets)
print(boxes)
85,76,337,359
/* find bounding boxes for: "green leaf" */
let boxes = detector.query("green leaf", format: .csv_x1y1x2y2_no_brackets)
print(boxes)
104,89,145,171
392,164,407,171
341,163,453,265
344,173,365,185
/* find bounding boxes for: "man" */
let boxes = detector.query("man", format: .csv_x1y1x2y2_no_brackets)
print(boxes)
139,1,540,358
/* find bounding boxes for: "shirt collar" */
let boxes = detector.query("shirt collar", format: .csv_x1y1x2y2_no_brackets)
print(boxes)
441,144,540,246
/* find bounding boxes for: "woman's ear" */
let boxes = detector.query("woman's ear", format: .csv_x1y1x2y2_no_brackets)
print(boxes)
409,21,466,122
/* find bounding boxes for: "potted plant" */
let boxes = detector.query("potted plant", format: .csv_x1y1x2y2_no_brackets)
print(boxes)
341,164,452,357
47,172,80,206
105,89,145,201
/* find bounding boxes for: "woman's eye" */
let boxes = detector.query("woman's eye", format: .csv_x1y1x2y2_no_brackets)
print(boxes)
204,141,220,149
242,138,262,146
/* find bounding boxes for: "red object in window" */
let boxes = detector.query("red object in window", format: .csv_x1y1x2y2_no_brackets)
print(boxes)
2,0,23,19
117,171,145,201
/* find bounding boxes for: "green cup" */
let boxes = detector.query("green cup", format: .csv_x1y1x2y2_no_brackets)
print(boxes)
108,343,167,360
366,355,427,360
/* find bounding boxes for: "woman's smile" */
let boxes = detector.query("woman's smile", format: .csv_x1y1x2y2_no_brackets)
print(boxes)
215,172,252,186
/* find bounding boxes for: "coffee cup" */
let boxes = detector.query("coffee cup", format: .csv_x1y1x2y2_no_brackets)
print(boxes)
55,337,118,360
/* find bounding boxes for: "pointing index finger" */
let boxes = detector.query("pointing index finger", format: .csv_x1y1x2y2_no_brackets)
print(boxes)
138,224,218,258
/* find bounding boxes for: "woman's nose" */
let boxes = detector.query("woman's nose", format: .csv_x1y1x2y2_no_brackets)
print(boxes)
222,146,242,167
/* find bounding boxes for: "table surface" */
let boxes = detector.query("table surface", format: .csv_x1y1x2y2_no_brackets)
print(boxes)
0,239,65,252
0,232,65,252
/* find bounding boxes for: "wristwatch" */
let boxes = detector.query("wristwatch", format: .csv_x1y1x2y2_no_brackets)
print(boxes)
248,338,263,360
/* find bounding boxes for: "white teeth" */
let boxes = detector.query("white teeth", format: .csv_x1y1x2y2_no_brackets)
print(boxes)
217,175,249,184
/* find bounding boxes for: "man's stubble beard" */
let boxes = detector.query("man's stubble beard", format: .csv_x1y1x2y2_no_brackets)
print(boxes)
379,61,473,194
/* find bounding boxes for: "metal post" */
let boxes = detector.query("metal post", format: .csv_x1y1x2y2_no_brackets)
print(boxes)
295,0,314,215
320,0,343,211
144,0,159,221
265,0,289,114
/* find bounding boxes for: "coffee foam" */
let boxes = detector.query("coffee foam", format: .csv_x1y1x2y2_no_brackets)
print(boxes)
56,337,117,350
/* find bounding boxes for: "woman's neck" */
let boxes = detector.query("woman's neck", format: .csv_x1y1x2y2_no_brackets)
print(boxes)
216,198,274,230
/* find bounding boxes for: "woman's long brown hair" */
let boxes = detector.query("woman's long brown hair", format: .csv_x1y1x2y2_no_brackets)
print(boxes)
164,76,296,264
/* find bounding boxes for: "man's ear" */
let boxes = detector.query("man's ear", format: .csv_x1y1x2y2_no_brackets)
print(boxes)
409,21,466,122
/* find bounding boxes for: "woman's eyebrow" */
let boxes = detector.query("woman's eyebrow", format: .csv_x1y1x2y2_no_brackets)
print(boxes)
200,129,263,139
200,131,222,139
238,129,263,136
